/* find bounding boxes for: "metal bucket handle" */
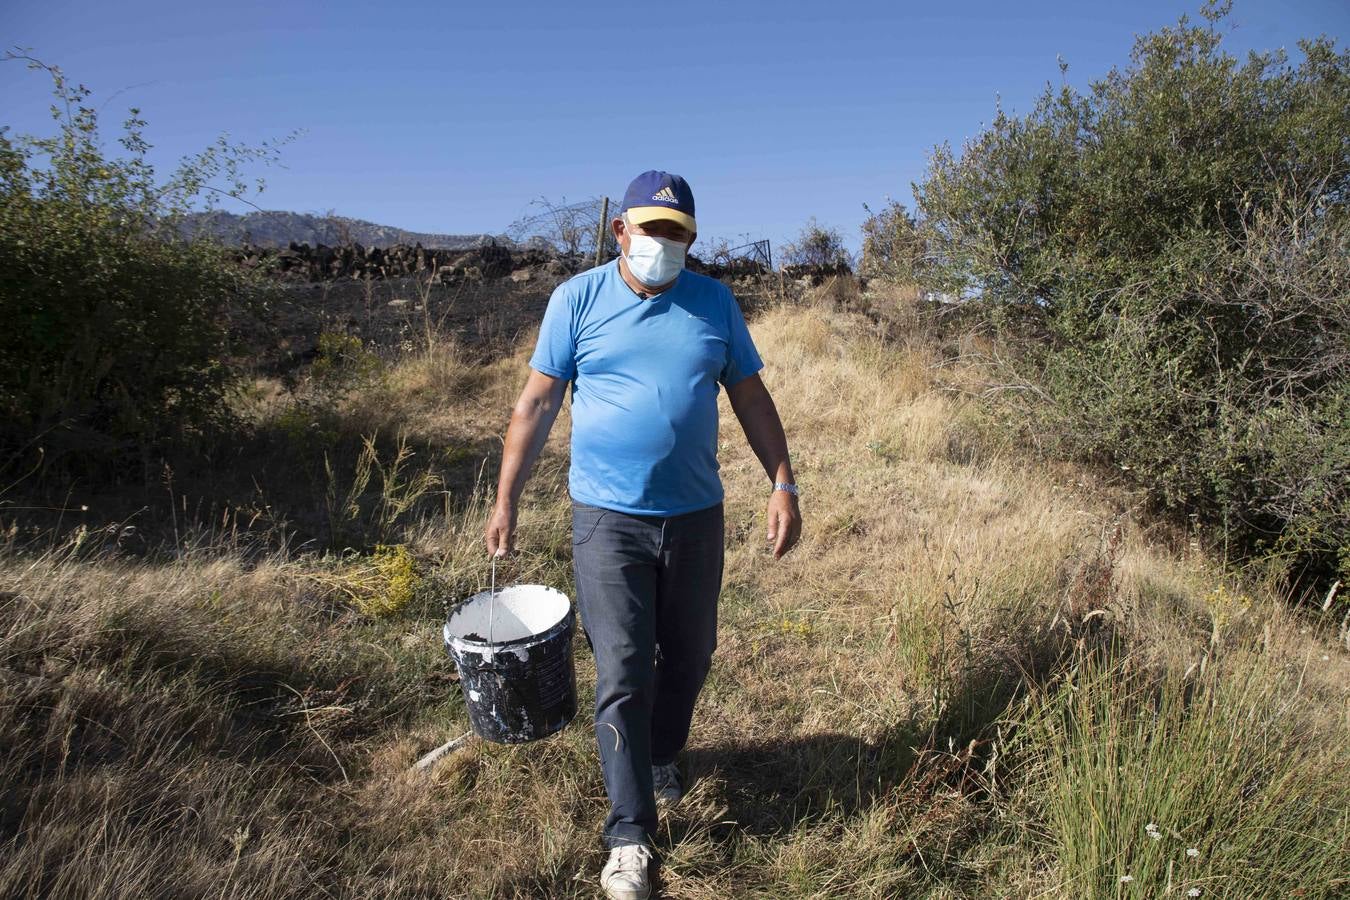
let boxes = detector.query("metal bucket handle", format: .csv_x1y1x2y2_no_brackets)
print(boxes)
486,555,498,661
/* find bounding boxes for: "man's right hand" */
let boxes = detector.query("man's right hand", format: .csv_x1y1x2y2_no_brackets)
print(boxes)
484,503,516,557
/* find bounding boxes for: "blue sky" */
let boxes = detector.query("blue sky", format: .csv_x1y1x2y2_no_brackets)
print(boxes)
2,1,1346,253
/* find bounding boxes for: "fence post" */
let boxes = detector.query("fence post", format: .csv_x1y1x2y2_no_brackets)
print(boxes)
594,197,610,269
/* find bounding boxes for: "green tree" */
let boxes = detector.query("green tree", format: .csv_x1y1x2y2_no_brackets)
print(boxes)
902,4,1349,587
0,53,293,473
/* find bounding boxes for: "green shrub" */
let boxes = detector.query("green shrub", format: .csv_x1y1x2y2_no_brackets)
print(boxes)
0,55,288,470
781,217,853,270
859,200,925,281
896,3,1350,585
310,331,383,399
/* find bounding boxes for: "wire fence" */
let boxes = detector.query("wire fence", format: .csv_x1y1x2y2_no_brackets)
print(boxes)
707,238,773,272
507,195,775,275
506,197,617,262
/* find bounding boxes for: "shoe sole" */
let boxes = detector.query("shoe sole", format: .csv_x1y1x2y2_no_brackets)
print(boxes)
602,888,650,900
601,876,651,900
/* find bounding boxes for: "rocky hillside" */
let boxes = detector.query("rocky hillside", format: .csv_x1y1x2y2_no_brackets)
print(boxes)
179,209,510,249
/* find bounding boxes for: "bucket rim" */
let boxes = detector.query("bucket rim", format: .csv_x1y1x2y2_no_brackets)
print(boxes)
444,583,572,650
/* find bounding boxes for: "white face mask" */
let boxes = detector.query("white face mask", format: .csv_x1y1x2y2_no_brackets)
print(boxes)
623,233,687,288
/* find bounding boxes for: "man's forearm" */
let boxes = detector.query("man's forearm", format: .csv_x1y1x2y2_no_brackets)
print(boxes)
732,387,795,485
495,397,561,508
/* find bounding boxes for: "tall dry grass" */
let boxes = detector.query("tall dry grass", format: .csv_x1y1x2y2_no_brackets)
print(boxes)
1004,649,1349,898
1,283,1346,898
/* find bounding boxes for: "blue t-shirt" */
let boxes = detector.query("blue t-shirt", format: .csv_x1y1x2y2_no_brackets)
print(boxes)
529,259,764,516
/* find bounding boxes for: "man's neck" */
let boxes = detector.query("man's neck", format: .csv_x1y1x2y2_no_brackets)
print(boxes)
617,256,677,300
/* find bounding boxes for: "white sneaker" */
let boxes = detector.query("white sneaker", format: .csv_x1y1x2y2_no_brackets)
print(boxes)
600,843,653,900
652,761,682,805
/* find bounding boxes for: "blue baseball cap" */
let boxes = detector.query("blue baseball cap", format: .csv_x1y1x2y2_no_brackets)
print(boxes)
619,170,696,233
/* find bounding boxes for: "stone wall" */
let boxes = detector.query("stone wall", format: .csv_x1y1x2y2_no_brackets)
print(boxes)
233,239,816,286
234,241,564,283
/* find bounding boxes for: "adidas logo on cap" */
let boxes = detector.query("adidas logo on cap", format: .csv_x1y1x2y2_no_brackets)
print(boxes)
651,186,678,203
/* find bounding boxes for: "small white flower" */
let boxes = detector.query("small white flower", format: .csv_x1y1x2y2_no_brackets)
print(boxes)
1145,822,1159,832
1119,875,1134,883
1322,654,1331,661
1186,847,1200,858
1187,889,1201,898
1148,830,1163,840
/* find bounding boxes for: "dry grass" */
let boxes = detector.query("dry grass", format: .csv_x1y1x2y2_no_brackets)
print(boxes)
2,285,1346,898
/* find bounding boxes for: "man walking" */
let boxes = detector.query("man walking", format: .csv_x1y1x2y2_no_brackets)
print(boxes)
484,171,801,899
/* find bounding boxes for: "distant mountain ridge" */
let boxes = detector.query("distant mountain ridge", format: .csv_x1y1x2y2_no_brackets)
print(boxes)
179,210,512,250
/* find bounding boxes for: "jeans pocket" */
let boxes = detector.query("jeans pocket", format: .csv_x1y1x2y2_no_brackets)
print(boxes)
571,505,609,547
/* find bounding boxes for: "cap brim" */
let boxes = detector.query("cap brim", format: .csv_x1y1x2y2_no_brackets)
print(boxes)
624,206,697,233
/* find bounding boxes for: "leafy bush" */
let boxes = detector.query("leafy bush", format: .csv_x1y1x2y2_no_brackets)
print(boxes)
897,4,1349,586
310,331,384,399
859,200,926,281
0,55,288,471
781,217,853,270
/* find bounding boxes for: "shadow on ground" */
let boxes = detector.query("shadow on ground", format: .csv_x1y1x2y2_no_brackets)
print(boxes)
681,630,1114,844
0,420,504,559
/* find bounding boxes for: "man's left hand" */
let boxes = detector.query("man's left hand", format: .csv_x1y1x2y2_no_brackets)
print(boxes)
766,491,801,559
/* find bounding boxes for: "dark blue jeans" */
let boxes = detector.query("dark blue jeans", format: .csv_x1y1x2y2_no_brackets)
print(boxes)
570,500,724,850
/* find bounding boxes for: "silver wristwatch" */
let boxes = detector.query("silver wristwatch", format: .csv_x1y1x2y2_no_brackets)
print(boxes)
773,481,799,497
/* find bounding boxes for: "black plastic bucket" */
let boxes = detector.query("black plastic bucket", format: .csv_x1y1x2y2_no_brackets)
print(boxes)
442,584,577,744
